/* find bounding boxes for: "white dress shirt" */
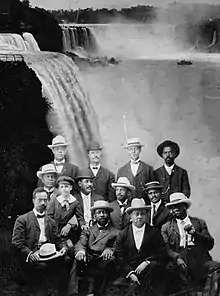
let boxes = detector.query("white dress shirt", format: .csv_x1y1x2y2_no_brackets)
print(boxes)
164,163,175,175
150,200,161,226
132,223,145,250
130,158,140,176
33,209,47,244
176,216,194,247
81,192,92,225
54,159,65,173
90,163,101,176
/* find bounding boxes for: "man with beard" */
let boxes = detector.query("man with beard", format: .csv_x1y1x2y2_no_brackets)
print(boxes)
87,141,116,202
161,193,220,295
117,138,155,203
68,200,119,296
154,140,190,203
110,177,135,230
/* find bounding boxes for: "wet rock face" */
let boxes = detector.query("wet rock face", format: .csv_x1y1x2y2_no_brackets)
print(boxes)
0,60,53,218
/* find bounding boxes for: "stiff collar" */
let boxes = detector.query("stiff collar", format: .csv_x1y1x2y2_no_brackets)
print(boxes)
130,158,141,164
57,194,76,204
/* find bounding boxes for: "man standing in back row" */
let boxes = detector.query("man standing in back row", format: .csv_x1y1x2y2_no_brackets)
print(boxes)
117,138,155,203
154,140,190,203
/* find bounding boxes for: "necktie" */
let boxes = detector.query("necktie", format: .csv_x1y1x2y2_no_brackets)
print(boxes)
37,213,45,219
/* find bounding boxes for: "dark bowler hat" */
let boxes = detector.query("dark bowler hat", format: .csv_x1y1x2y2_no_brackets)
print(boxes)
86,141,103,152
157,140,180,158
75,168,95,181
143,181,163,193
56,176,75,186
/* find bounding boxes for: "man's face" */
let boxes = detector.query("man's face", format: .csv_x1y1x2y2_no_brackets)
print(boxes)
52,146,66,161
170,203,187,219
58,182,72,197
88,150,102,164
130,210,147,228
41,173,56,188
116,186,130,203
162,146,175,166
148,189,161,204
79,178,93,194
127,146,141,161
33,192,48,213
94,209,110,226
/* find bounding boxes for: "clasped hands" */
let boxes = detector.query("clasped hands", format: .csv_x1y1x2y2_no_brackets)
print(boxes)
129,260,150,285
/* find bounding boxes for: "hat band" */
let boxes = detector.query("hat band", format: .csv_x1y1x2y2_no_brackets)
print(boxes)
39,251,56,258
52,142,67,146
169,198,187,204
127,142,141,146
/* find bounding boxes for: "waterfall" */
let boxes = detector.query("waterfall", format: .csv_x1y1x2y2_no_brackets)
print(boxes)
0,34,27,51
82,27,89,49
23,52,100,166
22,32,40,51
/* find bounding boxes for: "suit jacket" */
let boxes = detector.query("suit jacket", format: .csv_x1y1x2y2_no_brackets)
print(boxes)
146,201,170,229
161,217,214,264
88,166,116,202
110,200,131,230
75,223,119,257
117,161,155,202
115,223,167,276
154,164,190,203
12,210,67,261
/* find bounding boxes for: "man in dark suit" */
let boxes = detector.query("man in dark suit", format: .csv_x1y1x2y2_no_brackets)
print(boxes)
117,138,155,203
68,200,119,296
12,187,69,295
161,193,220,295
114,198,168,296
87,141,116,202
142,181,170,229
154,140,190,203
110,177,135,230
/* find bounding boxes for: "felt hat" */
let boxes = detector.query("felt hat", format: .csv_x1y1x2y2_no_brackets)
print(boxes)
126,198,151,214
86,141,103,152
157,140,180,158
75,168,95,181
56,176,75,186
123,138,145,149
37,164,58,179
142,181,163,193
112,177,135,191
90,200,114,213
37,243,62,261
48,135,68,149
166,193,191,209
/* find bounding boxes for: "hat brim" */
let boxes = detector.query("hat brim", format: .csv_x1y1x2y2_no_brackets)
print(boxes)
37,251,62,262
112,183,135,191
126,205,152,214
90,206,114,213
157,141,180,158
122,144,145,149
37,171,58,179
75,175,95,181
143,185,164,192
48,144,68,149
166,199,191,209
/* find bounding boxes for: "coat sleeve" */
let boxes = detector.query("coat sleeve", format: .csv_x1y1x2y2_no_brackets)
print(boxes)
161,223,181,261
47,199,55,219
194,219,214,251
74,201,86,227
182,169,191,198
12,216,32,260
51,218,68,250
149,165,156,182
74,229,90,255
107,170,116,202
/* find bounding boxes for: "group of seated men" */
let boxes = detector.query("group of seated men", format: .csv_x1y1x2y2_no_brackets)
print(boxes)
11,135,220,296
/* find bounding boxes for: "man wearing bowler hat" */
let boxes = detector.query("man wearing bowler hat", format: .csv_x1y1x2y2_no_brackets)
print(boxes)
68,200,119,296
155,140,190,203
110,177,135,230
87,140,116,202
161,193,220,295
143,181,170,229
114,198,167,296
117,138,155,203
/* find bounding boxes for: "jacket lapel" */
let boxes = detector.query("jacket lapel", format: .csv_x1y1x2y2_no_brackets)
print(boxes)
91,225,111,245
30,211,40,230
61,162,68,175
125,162,134,180
45,215,50,240
135,161,143,177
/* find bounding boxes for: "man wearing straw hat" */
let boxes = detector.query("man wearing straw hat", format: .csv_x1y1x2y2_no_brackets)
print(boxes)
114,198,167,296
142,181,170,229
161,192,220,295
117,138,155,203
155,140,190,203
68,200,119,296
110,177,135,230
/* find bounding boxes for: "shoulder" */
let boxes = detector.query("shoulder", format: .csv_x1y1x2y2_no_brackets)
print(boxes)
100,166,114,174
109,225,120,236
117,163,130,172
140,161,153,170
15,211,30,223
66,162,78,169
161,219,173,231
174,165,187,173
92,193,105,200
190,216,207,226
155,166,164,173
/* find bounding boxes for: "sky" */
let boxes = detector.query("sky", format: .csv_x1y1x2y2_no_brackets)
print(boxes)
30,0,220,10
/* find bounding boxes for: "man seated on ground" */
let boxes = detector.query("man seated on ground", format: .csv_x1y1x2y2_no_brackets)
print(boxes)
12,187,70,296
142,181,170,229
114,198,168,296
68,200,119,296
110,177,135,230
161,192,220,295
37,163,59,204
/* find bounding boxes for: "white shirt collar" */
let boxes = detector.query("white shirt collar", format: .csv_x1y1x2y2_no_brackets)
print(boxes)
33,208,46,217
132,223,146,233
44,186,55,193
57,194,76,204
118,199,128,206
176,216,191,225
81,192,91,199
130,158,141,164
151,199,162,211
164,163,175,175
54,159,65,164
90,163,101,169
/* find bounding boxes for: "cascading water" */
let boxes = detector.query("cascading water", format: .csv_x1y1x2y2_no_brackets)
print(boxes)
0,33,27,51
22,32,40,51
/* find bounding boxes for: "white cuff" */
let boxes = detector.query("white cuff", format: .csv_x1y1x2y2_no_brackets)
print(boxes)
26,251,32,263
126,270,135,278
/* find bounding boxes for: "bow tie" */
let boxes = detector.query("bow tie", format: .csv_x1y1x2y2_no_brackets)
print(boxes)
92,167,99,170
131,160,140,164
37,213,45,219
119,204,126,208
55,161,64,166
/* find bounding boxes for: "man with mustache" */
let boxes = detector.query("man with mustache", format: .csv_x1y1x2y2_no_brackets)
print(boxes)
87,141,116,202
154,140,190,203
161,193,220,295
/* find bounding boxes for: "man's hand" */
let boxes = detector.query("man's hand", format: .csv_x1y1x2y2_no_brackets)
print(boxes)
75,251,86,261
81,225,89,231
176,258,187,269
184,224,195,235
60,224,71,236
100,248,113,261
29,252,40,263
129,274,140,285
60,247,68,256
135,261,149,274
